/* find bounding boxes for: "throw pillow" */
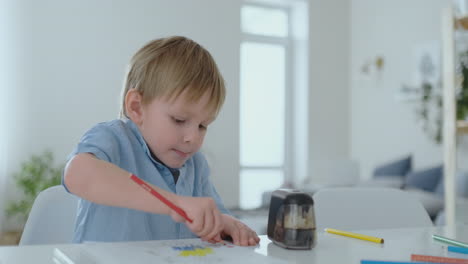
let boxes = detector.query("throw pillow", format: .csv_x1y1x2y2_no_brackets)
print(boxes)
373,155,412,178
404,165,443,192
434,170,468,198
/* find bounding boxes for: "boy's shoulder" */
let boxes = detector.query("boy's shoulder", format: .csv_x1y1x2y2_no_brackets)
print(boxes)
190,151,210,170
87,119,130,133
82,119,136,142
90,118,126,128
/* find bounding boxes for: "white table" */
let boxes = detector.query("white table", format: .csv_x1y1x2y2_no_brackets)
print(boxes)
1,225,468,264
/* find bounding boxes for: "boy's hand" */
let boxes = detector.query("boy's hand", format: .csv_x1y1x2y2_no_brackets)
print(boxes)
172,196,224,242
219,214,260,246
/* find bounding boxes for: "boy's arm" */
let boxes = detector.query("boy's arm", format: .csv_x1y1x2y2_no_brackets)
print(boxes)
195,155,258,246
64,153,174,215
64,153,223,240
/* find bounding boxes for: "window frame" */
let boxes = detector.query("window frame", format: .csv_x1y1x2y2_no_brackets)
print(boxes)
239,2,295,209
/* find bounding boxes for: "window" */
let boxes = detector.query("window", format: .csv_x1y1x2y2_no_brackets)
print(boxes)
239,1,308,209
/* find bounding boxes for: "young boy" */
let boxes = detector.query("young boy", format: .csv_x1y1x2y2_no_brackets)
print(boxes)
63,36,260,246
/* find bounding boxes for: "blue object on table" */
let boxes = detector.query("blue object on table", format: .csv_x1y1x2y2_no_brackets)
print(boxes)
448,246,468,254
361,260,432,264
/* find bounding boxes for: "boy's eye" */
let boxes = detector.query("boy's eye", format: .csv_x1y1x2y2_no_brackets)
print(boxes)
172,117,185,124
199,124,207,130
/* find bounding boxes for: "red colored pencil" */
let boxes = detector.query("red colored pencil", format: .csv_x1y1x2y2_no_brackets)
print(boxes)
130,174,193,223
411,254,468,264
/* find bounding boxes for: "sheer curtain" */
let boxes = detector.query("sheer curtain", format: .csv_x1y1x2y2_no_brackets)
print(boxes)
0,0,24,232
0,0,11,233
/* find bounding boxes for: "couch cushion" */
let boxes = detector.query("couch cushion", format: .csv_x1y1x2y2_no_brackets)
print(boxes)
404,165,442,192
373,155,412,178
434,170,468,198
405,188,444,218
356,177,405,189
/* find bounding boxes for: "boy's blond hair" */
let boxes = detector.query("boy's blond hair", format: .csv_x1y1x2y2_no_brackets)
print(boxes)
121,36,226,118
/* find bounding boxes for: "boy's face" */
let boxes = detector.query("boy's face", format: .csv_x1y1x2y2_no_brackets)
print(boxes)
137,90,215,169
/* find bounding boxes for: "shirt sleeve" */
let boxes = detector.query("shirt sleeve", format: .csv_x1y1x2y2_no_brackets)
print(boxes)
62,122,121,192
196,153,231,215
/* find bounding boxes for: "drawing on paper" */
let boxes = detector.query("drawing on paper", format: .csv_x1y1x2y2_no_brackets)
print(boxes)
78,240,288,264
172,245,214,257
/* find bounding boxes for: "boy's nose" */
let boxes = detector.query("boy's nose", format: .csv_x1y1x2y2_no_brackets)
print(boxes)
183,128,199,143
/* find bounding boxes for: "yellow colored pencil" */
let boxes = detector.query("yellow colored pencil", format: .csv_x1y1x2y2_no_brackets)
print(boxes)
325,228,384,244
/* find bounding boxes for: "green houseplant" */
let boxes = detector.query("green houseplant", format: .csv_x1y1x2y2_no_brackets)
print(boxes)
417,49,468,144
5,150,63,223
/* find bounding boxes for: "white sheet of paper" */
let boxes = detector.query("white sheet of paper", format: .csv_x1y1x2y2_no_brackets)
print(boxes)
56,240,288,264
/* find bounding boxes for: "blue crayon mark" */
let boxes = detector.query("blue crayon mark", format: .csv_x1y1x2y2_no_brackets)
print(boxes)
172,245,206,251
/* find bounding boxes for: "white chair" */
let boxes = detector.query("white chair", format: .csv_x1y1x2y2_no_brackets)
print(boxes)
313,187,433,231
19,185,78,245
305,159,360,187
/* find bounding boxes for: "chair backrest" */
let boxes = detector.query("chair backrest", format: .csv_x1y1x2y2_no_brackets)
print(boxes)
19,185,78,245
307,159,360,186
313,187,433,231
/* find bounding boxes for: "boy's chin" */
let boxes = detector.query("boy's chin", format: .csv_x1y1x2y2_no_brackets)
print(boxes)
164,159,186,169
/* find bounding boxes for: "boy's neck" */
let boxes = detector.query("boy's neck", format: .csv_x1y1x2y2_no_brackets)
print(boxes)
150,150,180,183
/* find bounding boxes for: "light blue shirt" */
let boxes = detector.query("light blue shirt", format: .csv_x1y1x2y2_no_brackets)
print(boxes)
63,118,229,243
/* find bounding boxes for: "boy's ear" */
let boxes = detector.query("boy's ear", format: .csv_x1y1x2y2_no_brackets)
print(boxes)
125,89,144,125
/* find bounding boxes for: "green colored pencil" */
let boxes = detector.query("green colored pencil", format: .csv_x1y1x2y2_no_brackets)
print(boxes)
432,234,468,248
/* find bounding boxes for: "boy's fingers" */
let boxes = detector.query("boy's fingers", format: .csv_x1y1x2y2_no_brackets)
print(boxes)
250,231,260,245
249,237,256,246
170,210,185,223
240,229,249,246
212,234,222,243
251,231,260,245
251,230,259,240
205,233,222,244
189,212,204,234
206,211,222,241
206,231,222,243
198,211,213,238
215,211,223,233
230,228,241,246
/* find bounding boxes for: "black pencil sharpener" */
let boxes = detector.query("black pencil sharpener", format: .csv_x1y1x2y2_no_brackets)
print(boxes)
267,189,316,250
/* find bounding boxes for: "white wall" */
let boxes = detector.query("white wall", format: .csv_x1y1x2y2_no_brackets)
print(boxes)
0,0,241,231
308,0,351,180
3,0,455,232
350,0,451,179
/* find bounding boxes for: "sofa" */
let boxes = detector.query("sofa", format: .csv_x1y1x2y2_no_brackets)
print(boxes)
238,155,468,233
356,155,468,220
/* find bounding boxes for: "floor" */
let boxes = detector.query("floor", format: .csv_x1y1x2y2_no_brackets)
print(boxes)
0,231,21,246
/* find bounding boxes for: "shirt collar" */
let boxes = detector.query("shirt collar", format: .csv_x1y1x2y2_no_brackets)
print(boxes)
123,118,185,171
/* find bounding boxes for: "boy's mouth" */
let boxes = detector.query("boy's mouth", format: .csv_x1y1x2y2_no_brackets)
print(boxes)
173,149,190,158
